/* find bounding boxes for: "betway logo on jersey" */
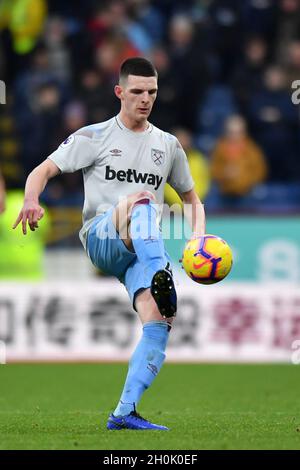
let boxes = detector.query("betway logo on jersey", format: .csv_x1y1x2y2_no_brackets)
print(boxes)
105,166,163,190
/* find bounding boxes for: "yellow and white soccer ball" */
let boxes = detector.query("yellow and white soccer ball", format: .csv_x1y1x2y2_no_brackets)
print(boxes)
181,234,233,284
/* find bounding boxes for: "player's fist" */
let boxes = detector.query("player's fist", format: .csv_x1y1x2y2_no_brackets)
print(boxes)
13,200,45,235
190,232,205,240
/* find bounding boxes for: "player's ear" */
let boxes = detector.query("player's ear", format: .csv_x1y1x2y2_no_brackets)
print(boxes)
114,85,123,100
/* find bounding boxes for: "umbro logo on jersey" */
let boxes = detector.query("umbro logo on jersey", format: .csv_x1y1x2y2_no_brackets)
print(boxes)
105,165,163,190
109,149,122,156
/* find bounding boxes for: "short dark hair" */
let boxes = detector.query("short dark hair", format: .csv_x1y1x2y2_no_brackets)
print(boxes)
119,57,157,83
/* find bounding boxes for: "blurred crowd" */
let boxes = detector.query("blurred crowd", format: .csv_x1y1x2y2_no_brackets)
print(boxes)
1,0,300,221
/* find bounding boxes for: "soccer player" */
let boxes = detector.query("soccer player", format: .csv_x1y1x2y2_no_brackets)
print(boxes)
13,57,206,430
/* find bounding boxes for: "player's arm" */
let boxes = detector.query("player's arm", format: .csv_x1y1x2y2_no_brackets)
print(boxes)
13,159,60,234
180,187,206,238
167,136,206,237
0,170,5,214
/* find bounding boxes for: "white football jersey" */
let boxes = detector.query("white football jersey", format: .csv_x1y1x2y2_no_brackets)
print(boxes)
48,115,194,248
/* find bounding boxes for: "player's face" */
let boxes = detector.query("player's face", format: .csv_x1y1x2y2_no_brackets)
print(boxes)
117,75,158,123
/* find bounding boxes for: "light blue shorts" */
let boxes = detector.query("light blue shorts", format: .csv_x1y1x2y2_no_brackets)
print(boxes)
86,207,172,309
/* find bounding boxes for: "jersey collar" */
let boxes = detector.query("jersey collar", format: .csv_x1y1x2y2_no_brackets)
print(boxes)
115,115,153,135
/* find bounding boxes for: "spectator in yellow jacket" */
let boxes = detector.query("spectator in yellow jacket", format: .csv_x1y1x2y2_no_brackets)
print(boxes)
211,115,267,196
0,190,49,279
0,0,47,55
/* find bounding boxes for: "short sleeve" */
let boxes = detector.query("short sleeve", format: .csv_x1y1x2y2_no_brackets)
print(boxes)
167,139,194,194
47,127,100,173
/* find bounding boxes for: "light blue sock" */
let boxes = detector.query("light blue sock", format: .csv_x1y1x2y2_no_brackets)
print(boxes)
113,321,169,417
130,201,167,276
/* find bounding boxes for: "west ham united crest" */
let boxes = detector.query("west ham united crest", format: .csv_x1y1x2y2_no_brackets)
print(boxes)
151,148,165,166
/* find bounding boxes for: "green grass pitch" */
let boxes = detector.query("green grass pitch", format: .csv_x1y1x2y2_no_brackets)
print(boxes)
1,363,300,450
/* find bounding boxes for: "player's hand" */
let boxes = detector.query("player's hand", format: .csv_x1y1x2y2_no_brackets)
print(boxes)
190,232,204,240
0,199,5,214
12,200,45,235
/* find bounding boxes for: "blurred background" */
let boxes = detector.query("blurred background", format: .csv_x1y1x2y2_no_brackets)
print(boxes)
0,0,300,363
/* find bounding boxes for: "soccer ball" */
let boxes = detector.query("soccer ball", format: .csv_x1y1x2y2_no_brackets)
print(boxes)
181,234,233,284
